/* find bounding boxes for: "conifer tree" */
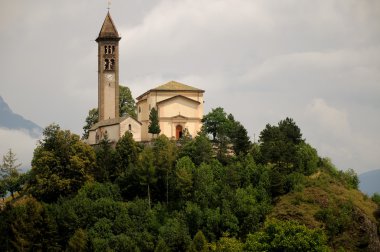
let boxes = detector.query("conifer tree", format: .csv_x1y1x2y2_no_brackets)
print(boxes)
148,107,161,138
0,149,22,199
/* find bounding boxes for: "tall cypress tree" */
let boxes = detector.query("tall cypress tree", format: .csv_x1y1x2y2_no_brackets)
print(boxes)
148,107,161,138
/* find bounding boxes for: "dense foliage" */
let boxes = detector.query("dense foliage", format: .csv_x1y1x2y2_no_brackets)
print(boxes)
0,109,375,251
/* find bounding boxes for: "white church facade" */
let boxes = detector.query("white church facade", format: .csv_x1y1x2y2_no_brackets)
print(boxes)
87,12,204,145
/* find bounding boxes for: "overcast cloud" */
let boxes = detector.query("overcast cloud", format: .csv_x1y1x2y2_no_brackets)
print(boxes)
0,0,379,173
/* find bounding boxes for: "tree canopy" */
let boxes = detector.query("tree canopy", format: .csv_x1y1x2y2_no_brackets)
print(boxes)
28,124,96,202
0,113,372,252
201,107,251,160
119,85,137,118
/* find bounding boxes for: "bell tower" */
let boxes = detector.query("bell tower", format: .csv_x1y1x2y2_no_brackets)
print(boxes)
96,12,121,121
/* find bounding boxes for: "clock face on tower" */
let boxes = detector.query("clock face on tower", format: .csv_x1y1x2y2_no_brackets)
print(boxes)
105,73,114,81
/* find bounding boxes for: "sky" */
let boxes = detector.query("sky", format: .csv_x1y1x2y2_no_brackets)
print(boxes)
0,0,379,174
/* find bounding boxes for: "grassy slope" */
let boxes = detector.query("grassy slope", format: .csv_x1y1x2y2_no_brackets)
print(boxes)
270,170,379,251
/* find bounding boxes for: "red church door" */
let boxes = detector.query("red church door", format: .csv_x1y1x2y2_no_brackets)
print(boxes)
176,125,183,140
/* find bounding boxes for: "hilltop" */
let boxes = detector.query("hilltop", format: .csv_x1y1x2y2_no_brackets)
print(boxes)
271,168,380,251
0,112,379,251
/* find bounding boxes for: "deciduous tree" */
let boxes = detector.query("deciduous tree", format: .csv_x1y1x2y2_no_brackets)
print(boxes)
119,85,137,118
152,135,176,204
244,219,328,252
28,124,96,202
82,108,98,140
137,147,157,209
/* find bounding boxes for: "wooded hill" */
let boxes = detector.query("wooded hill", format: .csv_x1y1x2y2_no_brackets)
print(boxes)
0,107,379,251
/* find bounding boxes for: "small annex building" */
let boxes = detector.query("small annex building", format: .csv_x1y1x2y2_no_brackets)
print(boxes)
87,12,204,145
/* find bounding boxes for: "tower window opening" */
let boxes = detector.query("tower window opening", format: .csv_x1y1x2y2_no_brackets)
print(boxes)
110,59,115,70
139,106,141,113
108,45,113,54
112,46,115,54
104,59,109,70
104,45,108,54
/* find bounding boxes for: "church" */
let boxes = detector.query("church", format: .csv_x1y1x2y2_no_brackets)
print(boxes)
87,12,205,145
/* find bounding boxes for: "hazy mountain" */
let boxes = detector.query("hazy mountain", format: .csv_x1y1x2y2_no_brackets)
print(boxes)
0,95,42,138
359,169,380,196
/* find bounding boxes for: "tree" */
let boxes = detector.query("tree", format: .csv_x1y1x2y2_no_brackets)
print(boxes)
339,168,359,189
93,136,116,182
217,235,244,252
179,134,213,166
228,115,251,156
82,108,98,139
201,107,229,141
67,229,88,252
28,124,97,202
158,217,191,251
295,143,319,175
259,117,303,169
244,219,328,252
202,108,251,161
148,107,161,137
175,156,195,201
0,149,22,199
0,196,60,251
115,132,139,177
137,147,157,209
278,117,303,144
152,135,176,204
82,85,136,139
0,180,6,199
189,230,208,252
119,85,137,118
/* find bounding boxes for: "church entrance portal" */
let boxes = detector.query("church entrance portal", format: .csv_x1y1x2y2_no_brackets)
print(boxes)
176,125,183,140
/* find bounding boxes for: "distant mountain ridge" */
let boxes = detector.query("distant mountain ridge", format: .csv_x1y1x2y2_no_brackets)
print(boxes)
359,169,380,196
0,95,42,138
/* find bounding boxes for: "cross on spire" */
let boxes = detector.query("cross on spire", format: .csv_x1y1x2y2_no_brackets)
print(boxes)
107,0,111,11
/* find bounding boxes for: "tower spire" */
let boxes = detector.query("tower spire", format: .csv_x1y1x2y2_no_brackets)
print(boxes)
96,11,120,42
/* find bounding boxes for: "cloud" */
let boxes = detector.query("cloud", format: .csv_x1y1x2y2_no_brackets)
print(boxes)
304,98,380,172
307,98,350,139
0,129,39,171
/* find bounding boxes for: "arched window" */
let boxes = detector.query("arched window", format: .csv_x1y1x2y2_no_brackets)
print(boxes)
110,59,115,70
138,106,141,113
104,45,108,54
128,124,132,131
104,59,109,70
112,46,115,54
